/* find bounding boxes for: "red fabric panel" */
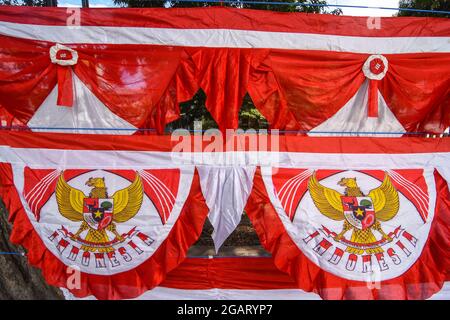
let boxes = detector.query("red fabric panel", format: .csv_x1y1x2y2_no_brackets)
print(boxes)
161,257,297,290
0,164,210,300
72,43,194,132
0,35,56,124
380,53,450,134
248,50,366,131
56,66,73,107
0,6,448,38
1,130,450,154
0,35,199,133
245,168,450,300
368,80,379,118
0,106,26,128
186,48,254,132
249,50,450,133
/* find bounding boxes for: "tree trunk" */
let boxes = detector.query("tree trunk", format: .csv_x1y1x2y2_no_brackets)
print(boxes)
0,200,64,300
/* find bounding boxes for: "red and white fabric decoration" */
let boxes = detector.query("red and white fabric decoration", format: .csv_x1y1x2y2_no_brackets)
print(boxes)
244,139,450,300
0,131,448,300
61,257,450,300
363,55,388,118
49,44,78,107
0,132,210,299
0,6,448,134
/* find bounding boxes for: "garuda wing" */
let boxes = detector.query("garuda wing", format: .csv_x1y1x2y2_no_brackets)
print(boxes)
368,173,399,221
112,173,144,223
308,172,345,221
55,172,85,222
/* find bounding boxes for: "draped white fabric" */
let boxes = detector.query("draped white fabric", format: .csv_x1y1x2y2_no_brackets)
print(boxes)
198,166,256,251
27,74,137,134
308,80,405,137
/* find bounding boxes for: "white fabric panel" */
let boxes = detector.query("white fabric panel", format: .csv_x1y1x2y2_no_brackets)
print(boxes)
60,287,321,300
61,282,450,300
198,166,256,252
1,148,449,171
0,146,450,170
309,80,406,137
0,21,449,53
27,74,137,135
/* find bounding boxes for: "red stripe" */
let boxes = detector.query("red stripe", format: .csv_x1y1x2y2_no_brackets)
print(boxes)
0,6,448,37
0,131,449,154
161,257,297,290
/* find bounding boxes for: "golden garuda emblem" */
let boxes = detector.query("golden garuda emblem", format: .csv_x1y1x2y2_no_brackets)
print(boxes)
55,172,143,253
308,171,399,255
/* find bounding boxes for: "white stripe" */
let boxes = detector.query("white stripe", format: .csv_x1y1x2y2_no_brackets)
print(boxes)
29,173,58,215
0,21,449,53
140,173,168,222
24,169,57,202
1,148,449,170
389,170,429,203
288,174,311,218
61,282,450,300
388,170,429,209
279,170,310,207
141,171,172,222
389,174,428,218
26,170,59,213
388,171,429,219
144,171,176,202
278,170,311,218
278,170,310,199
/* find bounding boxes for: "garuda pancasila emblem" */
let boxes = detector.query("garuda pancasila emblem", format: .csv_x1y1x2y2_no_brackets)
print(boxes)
308,172,399,255
55,172,143,253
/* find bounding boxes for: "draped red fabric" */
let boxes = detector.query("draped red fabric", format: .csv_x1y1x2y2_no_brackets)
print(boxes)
185,48,258,132
0,35,200,133
0,7,448,134
0,105,26,128
73,44,197,132
0,35,56,123
248,50,367,131
248,50,450,133
380,53,450,133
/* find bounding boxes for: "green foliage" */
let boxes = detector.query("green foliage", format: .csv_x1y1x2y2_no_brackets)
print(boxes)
166,90,219,131
239,94,268,130
0,0,48,5
113,0,342,15
398,0,449,17
113,0,165,8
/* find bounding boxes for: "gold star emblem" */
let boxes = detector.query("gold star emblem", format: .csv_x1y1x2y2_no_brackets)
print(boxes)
355,208,365,217
93,210,103,218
